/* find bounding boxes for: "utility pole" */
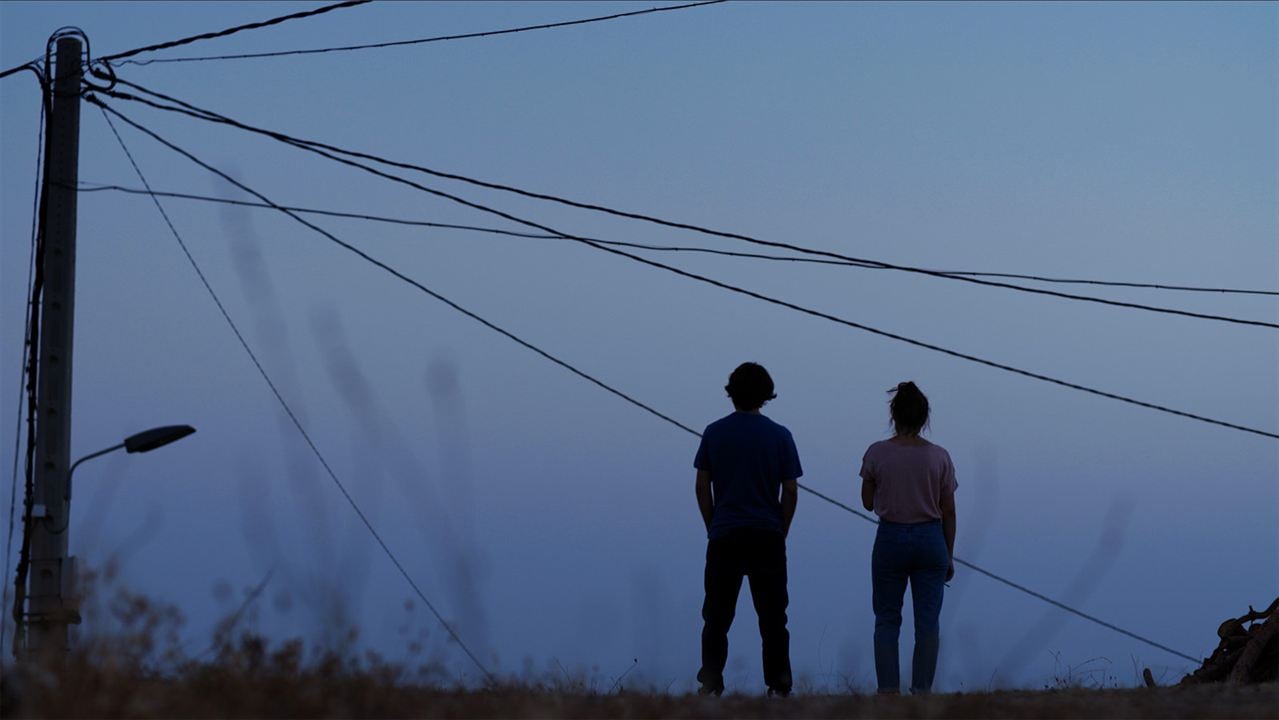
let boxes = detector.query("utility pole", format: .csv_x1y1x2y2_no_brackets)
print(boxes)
25,35,82,655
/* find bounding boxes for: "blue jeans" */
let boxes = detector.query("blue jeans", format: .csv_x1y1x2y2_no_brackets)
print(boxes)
871,520,948,693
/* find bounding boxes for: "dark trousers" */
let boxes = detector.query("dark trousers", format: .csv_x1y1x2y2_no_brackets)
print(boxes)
698,527,791,692
871,520,948,693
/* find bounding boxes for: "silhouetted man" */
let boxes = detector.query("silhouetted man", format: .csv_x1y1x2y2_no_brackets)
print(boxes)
694,362,801,697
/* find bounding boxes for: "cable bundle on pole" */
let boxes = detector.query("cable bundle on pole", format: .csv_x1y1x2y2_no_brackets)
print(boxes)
4,61,49,663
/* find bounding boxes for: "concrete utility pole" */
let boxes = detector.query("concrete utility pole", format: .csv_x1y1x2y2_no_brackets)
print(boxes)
26,35,82,654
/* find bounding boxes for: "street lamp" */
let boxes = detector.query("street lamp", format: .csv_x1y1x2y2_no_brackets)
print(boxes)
65,424,196,502
26,424,196,638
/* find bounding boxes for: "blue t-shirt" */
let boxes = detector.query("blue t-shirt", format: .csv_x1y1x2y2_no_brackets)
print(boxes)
694,412,803,538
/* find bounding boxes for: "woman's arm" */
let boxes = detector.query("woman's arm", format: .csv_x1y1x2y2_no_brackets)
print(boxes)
860,475,876,512
941,489,957,580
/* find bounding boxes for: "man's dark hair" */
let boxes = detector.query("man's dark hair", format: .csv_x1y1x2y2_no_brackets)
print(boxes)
888,381,930,435
725,362,777,411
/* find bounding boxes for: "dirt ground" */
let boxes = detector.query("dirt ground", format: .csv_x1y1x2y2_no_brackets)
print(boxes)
6,673,1277,719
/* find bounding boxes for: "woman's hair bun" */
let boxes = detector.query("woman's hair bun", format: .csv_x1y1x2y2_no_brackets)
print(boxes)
888,381,929,434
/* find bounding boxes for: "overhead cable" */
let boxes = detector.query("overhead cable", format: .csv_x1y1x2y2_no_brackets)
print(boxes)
89,99,1201,664
899,271,1279,297
103,79,1279,327
94,103,495,684
98,0,371,64
0,62,41,82
74,183,883,261
112,0,727,66
89,98,1279,441
75,184,1279,298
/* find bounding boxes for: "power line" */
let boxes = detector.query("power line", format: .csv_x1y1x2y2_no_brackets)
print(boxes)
90,97,1279,442
112,0,727,66
0,61,42,83
102,79,1279,328
73,183,675,241
948,556,1195,663
908,271,1279,298
89,100,1200,665
98,0,371,64
70,183,894,262
75,184,1279,298
94,104,495,684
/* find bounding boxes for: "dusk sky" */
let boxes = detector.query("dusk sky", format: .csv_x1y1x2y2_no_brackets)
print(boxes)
2,1,1276,692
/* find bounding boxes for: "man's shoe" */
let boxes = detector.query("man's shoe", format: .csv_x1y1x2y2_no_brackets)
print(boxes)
696,669,724,697
767,687,791,698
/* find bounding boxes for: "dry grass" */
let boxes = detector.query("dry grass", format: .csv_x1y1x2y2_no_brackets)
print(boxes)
3,571,1275,718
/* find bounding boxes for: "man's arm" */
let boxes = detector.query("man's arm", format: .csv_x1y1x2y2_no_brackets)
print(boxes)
860,475,876,512
695,470,714,531
780,478,798,537
941,489,957,581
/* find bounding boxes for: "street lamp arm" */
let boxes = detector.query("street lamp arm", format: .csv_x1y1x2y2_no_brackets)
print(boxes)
67,442,126,482
44,442,125,535
49,425,195,533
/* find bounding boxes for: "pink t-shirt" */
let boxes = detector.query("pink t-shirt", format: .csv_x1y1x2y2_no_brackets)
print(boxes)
859,439,957,523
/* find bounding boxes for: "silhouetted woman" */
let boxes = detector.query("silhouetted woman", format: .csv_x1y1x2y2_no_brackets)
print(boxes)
858,381,957,694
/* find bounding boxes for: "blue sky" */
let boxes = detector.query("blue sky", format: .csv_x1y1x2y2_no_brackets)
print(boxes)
2,1,1276,692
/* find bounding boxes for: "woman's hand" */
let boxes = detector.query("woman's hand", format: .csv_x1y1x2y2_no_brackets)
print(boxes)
946,559,955,583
